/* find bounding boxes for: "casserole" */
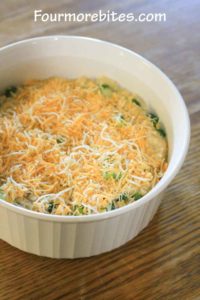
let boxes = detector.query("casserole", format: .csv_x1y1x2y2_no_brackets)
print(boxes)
0,36,190,258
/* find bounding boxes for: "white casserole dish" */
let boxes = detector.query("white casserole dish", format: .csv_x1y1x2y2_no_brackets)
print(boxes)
0,36,190,258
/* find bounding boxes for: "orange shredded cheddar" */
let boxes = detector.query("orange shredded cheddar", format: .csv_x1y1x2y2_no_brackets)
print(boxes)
0,76,168,215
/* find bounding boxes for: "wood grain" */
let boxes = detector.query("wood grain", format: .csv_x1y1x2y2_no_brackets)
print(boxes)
0,0,200,299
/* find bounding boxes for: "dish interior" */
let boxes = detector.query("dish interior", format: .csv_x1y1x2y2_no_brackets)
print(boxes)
0,75,168,215
0,37,190,218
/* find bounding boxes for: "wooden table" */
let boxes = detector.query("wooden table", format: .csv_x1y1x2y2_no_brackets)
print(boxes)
0,1,199,299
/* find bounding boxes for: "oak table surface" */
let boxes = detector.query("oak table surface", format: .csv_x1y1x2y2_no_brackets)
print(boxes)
0,1,199,299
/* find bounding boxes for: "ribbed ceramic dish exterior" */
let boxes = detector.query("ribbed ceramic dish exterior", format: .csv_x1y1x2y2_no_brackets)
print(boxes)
0,36,190,258
0,194,163,258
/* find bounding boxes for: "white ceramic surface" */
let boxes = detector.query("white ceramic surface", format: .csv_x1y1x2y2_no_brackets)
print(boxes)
0,36,190,258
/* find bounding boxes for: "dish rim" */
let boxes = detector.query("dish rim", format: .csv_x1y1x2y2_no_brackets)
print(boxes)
0,35,190,222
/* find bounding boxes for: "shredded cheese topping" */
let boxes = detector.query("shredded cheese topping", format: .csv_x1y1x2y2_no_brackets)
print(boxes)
0,76,168,215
